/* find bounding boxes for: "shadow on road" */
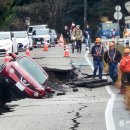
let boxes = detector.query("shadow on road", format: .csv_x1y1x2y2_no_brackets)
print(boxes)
0,104,18,115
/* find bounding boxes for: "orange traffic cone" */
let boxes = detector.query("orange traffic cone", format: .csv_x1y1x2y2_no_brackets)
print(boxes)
64,46,70,57
26,47,30,56
4,51,11,63
43,41,48,51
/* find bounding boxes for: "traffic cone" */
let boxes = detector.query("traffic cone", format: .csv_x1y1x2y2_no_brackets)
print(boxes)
4,51,11,63
43,41,48,51
64,46,70,57
26,47,30,56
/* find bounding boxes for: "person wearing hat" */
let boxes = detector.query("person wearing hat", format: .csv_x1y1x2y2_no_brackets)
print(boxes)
104,42,122,83
91,38,104,79
119,48,130,94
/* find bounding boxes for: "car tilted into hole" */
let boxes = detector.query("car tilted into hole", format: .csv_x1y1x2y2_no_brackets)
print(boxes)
0,54,52,100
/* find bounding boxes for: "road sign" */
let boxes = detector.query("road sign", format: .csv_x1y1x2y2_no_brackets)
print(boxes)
125,1,130,13
114,12,123,20
115,5,121,11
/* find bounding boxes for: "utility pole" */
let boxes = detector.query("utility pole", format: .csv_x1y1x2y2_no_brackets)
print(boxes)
84,0,87,28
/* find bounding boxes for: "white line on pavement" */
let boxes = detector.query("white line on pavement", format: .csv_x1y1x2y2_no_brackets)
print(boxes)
84,52,116,130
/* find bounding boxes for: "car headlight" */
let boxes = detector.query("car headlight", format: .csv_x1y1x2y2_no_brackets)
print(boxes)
34,91,39,97
45,35,50,39
8,68,15,74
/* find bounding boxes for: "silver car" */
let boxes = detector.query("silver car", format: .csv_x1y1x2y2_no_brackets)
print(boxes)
32,29,51,47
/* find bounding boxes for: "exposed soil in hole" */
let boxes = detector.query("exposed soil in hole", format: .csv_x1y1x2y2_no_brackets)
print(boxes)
45,69,77,91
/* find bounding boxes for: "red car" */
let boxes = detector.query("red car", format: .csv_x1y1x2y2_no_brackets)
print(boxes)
0,55,52,99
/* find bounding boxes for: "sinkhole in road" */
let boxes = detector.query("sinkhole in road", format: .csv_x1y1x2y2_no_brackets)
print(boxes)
45,68,112,91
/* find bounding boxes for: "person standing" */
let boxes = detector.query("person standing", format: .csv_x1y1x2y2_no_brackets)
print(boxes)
70,23,76,53
104,42,122,83
91,38,104,79
84,25,91,50
119,48,130,94
112,28,116,39
74,25,83,53
62,25,70,44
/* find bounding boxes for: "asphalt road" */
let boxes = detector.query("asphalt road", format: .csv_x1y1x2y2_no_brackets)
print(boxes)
0,44,129,130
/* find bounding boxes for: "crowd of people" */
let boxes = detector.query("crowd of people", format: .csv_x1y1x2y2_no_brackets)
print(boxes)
91,37,130,94
60,22,91,53
60,22,130,94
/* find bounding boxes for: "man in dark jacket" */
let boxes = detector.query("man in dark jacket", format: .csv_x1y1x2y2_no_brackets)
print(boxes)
91,38,104,79
62,25,70,44
104,42,122,83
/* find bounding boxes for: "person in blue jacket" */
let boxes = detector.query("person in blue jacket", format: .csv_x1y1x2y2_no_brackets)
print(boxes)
91,38,104,79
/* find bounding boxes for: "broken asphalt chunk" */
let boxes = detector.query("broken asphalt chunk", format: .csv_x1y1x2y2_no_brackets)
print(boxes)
73,88,79,92
57,91,66,96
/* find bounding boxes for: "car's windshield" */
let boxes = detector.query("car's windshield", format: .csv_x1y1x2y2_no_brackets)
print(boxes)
35,30,49,35
17,57,48,85
34,26,47,30
0,33,10,40
14,32,27,38
32,26,48,32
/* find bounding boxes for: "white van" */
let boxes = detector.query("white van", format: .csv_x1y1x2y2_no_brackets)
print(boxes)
27,25,48,36
0,32,18,54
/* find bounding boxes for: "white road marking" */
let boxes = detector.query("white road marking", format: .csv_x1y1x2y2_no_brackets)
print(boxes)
84,52,116,130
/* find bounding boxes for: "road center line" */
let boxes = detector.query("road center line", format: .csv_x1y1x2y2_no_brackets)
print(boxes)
84,52,116,130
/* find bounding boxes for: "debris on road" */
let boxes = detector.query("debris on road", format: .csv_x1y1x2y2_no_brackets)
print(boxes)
73,88,79,92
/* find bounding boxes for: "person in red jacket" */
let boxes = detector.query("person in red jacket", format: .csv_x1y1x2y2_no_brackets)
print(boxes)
119,48,130,94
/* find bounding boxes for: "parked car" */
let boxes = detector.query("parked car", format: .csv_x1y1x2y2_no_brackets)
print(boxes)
0,54,53,99
27,24,48,36
32,29,51,47
13,31,33,51
50,29,57,46
0,32,18,54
